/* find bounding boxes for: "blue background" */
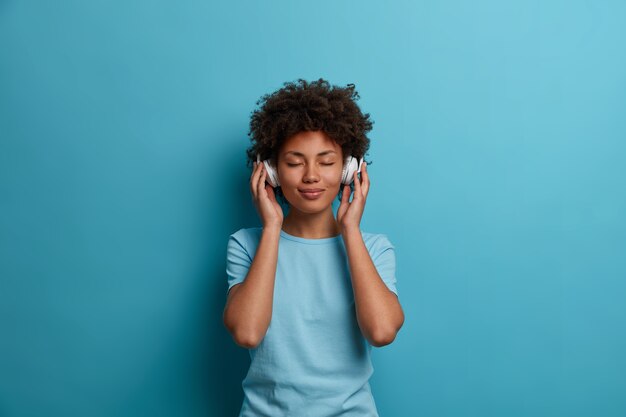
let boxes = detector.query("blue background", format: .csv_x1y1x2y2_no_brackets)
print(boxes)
1,1,625,416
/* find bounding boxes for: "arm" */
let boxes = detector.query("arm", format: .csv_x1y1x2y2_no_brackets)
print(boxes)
223,225,281,348
336,162,404,347
342,226,405,347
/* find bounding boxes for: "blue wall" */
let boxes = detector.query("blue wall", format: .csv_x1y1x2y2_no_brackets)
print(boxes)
1,1,625,416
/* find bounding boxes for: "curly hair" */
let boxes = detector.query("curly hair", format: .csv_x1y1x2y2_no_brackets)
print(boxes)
245,78,374,206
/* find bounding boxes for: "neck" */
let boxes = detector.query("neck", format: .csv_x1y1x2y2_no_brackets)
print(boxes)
282,205,342,239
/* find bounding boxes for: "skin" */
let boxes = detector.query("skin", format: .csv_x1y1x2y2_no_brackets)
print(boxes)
223,130,404,348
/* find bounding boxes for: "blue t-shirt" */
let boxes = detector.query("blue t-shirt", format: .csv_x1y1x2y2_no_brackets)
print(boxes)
226,227,398,417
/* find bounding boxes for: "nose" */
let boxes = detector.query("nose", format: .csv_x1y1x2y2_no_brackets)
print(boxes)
303,164,320,183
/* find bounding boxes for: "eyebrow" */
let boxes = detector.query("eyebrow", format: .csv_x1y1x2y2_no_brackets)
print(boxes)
283,150,337,157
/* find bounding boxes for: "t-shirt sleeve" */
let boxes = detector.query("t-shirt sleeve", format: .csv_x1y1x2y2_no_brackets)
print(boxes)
372,234,398,296
226,231,252,294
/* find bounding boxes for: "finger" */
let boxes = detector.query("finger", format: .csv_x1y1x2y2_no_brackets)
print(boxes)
337,185,349,219
257,164,267,196
353,171,361,198
251,161,261,178
266,184,275,201
268,186,282,211
250,161,261,197
341,185,350,205
361,162,369,197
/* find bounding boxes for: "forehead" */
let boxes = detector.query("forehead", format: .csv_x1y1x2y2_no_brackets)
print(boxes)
280,131,341,156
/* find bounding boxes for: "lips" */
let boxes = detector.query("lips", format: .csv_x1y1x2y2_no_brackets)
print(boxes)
299,189,324,200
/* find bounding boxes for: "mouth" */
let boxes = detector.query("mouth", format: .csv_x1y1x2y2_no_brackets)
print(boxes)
298,189,325,200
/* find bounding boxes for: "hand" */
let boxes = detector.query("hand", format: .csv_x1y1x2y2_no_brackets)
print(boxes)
250,161,283,228
336,162,369,233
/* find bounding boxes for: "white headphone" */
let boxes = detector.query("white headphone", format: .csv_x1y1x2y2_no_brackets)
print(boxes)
256,153,364,188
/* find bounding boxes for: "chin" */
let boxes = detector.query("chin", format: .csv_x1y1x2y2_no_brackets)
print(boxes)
291,201,332,214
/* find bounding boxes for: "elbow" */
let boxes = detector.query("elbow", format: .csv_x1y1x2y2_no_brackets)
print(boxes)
224,321,262,349
226,323,262,348
223,316,260,349
233,332,261,349
223,309,266,349
369,314,404,347
369,328,398,347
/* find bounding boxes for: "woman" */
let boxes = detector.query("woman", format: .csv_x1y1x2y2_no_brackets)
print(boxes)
223,78,405,416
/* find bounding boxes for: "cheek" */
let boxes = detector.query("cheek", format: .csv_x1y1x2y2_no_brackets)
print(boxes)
329,168,344,185
323,170,339,181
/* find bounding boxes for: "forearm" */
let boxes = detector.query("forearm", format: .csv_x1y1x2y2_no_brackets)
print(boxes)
224,226,281,346
342,226,404,347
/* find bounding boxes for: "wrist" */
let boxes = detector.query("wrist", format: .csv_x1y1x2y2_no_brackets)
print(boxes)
262,222,282,232
340,224,360,235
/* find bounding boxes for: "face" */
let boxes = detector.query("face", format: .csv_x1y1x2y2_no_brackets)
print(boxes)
276,131,344,214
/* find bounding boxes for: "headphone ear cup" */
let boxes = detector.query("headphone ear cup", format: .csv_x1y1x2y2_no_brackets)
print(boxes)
257,153,279,187
263,160,280,187
341,156,360,185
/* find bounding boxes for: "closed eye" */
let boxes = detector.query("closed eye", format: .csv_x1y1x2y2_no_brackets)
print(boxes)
286,163,335,167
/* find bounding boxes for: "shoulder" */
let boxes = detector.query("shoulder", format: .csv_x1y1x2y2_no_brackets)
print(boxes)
359,231,395,258
230,226,263,241
360,231,395,249
228,227,263,252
